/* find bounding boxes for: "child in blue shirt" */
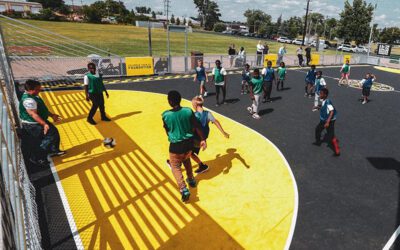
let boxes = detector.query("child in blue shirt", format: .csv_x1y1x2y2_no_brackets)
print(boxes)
359,73,376,104
261,60,275,103
241,64,251,94
194,59,209,97
312,71,327,111
305,65,316,98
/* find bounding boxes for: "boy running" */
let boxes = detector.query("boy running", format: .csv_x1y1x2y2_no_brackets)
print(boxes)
261,61,275,103
312,71,327,111
360,73,376,104
276,62,287,91
211,60,228,106
313,88,340,156
194,59,208,97
191,96,230,173
339,60,351,86
162,91,207,202
241,64,251,94
305,65,316,98
247,68,264,119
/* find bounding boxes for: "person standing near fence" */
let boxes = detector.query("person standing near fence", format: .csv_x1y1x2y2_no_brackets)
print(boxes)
277,45,287,65
256,41,264,66
237,47,246,66
297,46,304,66
211,60,228,106
194,59,208,97
20,80,66,166
228,44,236,68
162,90,207,202
305,45,312,66
85,62,111,125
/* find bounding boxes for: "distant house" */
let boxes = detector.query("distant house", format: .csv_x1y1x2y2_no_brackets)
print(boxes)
0,0,43,15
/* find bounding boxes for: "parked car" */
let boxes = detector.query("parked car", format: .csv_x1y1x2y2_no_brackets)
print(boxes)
354,45,369,53
255,34,264,38
311,40,328,49
277,36,291,43
338,44,356,52
292,39,303,45
337,43,351,51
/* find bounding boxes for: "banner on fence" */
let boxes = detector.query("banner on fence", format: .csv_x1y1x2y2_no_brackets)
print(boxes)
343,55,351,64
310,54,320,65
125,57,154,76
263,54,278,67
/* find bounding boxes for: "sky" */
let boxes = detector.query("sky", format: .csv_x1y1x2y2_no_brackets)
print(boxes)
78,0,400,28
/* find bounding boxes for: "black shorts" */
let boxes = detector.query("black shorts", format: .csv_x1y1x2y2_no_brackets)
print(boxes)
362,87,371,97
192,147,200,155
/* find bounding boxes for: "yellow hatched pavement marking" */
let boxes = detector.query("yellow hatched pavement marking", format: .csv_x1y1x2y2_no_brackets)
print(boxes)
42,90,297,250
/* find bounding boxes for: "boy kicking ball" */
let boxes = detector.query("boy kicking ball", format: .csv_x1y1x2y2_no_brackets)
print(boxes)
359,73,376,104
247,68,264,119
191,96,230,173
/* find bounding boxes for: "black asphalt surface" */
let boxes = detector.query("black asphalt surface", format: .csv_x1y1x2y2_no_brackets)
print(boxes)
34,65,400,249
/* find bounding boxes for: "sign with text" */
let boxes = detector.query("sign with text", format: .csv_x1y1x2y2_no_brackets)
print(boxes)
263,54,278,67
310,54,320,65
125,57,154,76
376,44,392,56
343,55,351,64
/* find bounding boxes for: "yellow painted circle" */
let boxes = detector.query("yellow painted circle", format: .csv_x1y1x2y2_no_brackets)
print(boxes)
374,66,400,74
345,79,394,92
42,90,297,250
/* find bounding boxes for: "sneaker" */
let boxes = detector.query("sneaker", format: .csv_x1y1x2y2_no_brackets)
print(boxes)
304,93,308,97
181,188,190,202
247,107,254,114
195,164,209,174
312,107,319,112
204,92,208,97
223,101,228,105
186,178,197,188
49,150,67,157
362,100,367,104
87,118,96,125
308,95,312,99
312,141,322,146
262,98,267,103
252,113,261,119
267,99,273,103
215,103,219,107
101,117,111,122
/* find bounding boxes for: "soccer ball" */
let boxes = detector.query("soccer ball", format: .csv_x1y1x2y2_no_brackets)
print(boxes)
103,137,116,148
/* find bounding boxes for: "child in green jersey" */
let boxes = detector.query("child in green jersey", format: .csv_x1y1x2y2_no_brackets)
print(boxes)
339,60,351,86
276,62,287,91
247,68,264,119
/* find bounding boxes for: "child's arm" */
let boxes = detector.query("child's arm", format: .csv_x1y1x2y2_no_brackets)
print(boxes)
193,71,197,82
210,68,215,82
214,119,229,138
205,71,209,83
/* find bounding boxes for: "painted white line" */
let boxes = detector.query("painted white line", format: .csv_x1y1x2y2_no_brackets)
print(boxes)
383,225,400,250
118,89,299,250
49,157,84,250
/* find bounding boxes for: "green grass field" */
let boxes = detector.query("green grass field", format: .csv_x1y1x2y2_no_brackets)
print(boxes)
5,19,348,57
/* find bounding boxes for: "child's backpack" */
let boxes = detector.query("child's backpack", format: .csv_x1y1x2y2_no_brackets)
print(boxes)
194,111,210,140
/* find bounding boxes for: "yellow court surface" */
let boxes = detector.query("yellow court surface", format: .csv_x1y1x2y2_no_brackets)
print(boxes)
41,90,298,250
374,66,400,74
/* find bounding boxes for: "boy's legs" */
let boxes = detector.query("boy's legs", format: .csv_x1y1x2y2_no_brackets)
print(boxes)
182,152,194,181
215,85,220,104
315,121,325,144
169,152,190,192
326,121,340,155
265,81,273,100
88,93,100,121
314,93,320,107
252,94,261,114
307,83,314,97
222,84,227,103
41,122,61,153
305,82,309,96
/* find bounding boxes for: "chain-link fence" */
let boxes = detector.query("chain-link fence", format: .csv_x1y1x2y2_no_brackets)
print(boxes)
0,19,42,250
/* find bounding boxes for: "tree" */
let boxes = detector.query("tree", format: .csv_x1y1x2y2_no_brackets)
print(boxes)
337,0,374,44
170,14,175,24
213,22,226,32
326,18,338,39
244,9,271,34
380,27,400,44
151,11,156,19
176,17,181,25
135,6,151,14
193,0,221,30
274,14,282,36
188,19,193,27
83,5,102,23
183,18,187,25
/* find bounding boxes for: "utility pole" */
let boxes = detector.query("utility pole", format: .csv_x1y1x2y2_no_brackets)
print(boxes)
203,0,208,29
164,0,171,72
302,0,311,46
367,2,378,58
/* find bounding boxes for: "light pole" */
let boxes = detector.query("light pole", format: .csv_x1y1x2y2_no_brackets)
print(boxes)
367,2,378,58
302,0,311,46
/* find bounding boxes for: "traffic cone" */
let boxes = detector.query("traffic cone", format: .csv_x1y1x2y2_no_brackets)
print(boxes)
332,137,340,156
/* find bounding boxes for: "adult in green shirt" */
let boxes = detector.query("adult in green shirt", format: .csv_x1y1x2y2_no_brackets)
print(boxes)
19,80,65,166
162,90,207,202
84,62,111,125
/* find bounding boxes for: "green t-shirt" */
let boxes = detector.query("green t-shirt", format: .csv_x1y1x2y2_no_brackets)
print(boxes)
86,73,104,94
250,76,264,95
19,93,49,122
162,107,194,143
342,64,350,73
277,67,287,80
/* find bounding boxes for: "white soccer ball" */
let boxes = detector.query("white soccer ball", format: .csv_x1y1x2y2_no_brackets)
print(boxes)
103,137,116,148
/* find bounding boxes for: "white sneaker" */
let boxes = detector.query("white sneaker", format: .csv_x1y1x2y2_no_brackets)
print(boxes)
204,92,208,97
247,107,254,114
252,113,261,119
362,100,367,104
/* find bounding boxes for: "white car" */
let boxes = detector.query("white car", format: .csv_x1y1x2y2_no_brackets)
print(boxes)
292,39,303,45
354,46,369,53
277,37,291,43
340,44,356,53
311,41,328,49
